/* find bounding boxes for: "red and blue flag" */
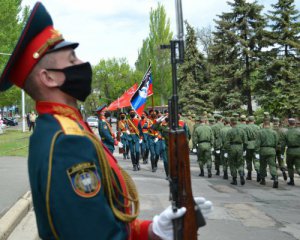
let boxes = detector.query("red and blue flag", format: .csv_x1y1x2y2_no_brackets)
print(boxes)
130,65,153,116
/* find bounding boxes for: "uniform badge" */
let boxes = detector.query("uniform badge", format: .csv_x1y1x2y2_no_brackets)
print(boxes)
67,162,101,198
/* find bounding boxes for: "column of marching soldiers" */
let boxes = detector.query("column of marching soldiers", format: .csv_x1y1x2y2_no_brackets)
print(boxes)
97,108,300,188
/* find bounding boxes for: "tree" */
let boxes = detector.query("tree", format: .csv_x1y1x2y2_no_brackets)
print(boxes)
210,0,266,115
256,0,300,117
86,58,135,115
0,1,29,113
178,22,213,115
135,3,173,106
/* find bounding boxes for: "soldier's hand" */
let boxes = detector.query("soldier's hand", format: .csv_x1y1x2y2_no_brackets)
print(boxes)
255,154,260,160
194,197,213,219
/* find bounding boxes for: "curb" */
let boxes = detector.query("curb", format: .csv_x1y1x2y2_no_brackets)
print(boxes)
0,191,32,240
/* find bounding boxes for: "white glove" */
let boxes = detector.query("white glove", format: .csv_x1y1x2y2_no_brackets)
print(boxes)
118,142,123,148
255,154,260,160
152,197,213,240
126,130,130,135
281,154,284,159
224,153,228,158
211,148,214,152
139,139,143,144
194,197,213,219
243,151,246,156
216,150,220,154
120,133,123,137
192,148,197,153
154,138,159,143
152,206,186,240
156,115,166,123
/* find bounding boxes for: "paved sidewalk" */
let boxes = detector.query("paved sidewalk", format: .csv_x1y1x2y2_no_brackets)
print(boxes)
2,152,300,240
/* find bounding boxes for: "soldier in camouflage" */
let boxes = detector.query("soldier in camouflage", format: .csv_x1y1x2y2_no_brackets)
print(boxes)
281,118,300,186
220,117,231,179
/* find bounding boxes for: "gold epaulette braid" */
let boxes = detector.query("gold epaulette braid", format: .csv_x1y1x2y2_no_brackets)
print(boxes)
85,131,140,222
46,130,140,239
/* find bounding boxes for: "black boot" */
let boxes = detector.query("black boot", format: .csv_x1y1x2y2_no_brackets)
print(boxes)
223,170,228,179
260,178,266,185
154,156,159,171
151,158,156,172
216,169,220,176
240,176,245,185
123,153,126,160
199,168,204,177
246,171,252,180
208,169,212,178
231,177,237,185
133,165,138,171
273,179,278,188
287,178,295,186
256,172,261,182
282,171,287,181
136,153,140,170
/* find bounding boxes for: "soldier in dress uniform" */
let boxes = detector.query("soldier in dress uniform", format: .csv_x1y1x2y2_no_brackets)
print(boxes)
138,111,150,164
225,117,247,185
97,105,116,153
281,118,300,186
127,109,142,171
147,109,159,172
118,112,130,159
0,3,213,239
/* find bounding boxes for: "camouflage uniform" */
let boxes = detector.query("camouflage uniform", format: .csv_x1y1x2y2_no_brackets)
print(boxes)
255,124,279,188
281,118,300,186
193,119,214,177
225,118,247,185
273,118,288,180
219,118,231,179
211,114,224,175
244,116,260,180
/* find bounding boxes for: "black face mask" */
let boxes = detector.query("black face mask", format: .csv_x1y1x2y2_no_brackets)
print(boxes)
130,114,135,118
104,112,111,118
120,116,125,120
141,116,145,119
47,62,92,102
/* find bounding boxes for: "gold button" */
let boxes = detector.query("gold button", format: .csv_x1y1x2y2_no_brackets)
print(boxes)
33,52,39,59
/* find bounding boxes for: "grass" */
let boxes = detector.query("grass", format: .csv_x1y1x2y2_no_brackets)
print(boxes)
0,130,31,157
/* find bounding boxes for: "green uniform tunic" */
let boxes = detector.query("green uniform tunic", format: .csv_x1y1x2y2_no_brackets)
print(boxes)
281,126,300,178
245,123,260,172
225,126,247,178
193,123,214,170
255,127,278,178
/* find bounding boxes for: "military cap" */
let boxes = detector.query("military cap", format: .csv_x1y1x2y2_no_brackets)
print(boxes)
199,116,207,122
240,115,247,121
129,108,135,114
288,118,296,124
263,112,270,116
202,111,208,116
224,117,230,123
96,104,107,114
208,118,215,123
230,117,237,123
0,2,78,91
248,116,255,121
273,117,280,122
214,114,222,120
232,112,239,117
119,112,126,116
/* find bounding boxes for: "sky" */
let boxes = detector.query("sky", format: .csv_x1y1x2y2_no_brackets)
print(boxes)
21,0,299,68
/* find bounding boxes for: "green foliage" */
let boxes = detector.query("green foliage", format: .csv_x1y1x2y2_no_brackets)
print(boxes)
135,3,173,106
178,22,213,115
210,0,266,115
256,0,300,118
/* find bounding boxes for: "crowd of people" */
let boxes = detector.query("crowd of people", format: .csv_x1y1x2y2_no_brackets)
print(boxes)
97,108,300,188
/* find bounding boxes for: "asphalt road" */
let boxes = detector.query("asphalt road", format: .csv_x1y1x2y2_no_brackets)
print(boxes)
0,156,29,217
4,150,300,240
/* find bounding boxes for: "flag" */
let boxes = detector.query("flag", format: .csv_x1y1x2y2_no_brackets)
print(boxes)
107,84,138,111
130,65,153,116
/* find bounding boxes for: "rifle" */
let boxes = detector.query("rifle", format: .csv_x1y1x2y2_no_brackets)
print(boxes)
161,0,205,239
